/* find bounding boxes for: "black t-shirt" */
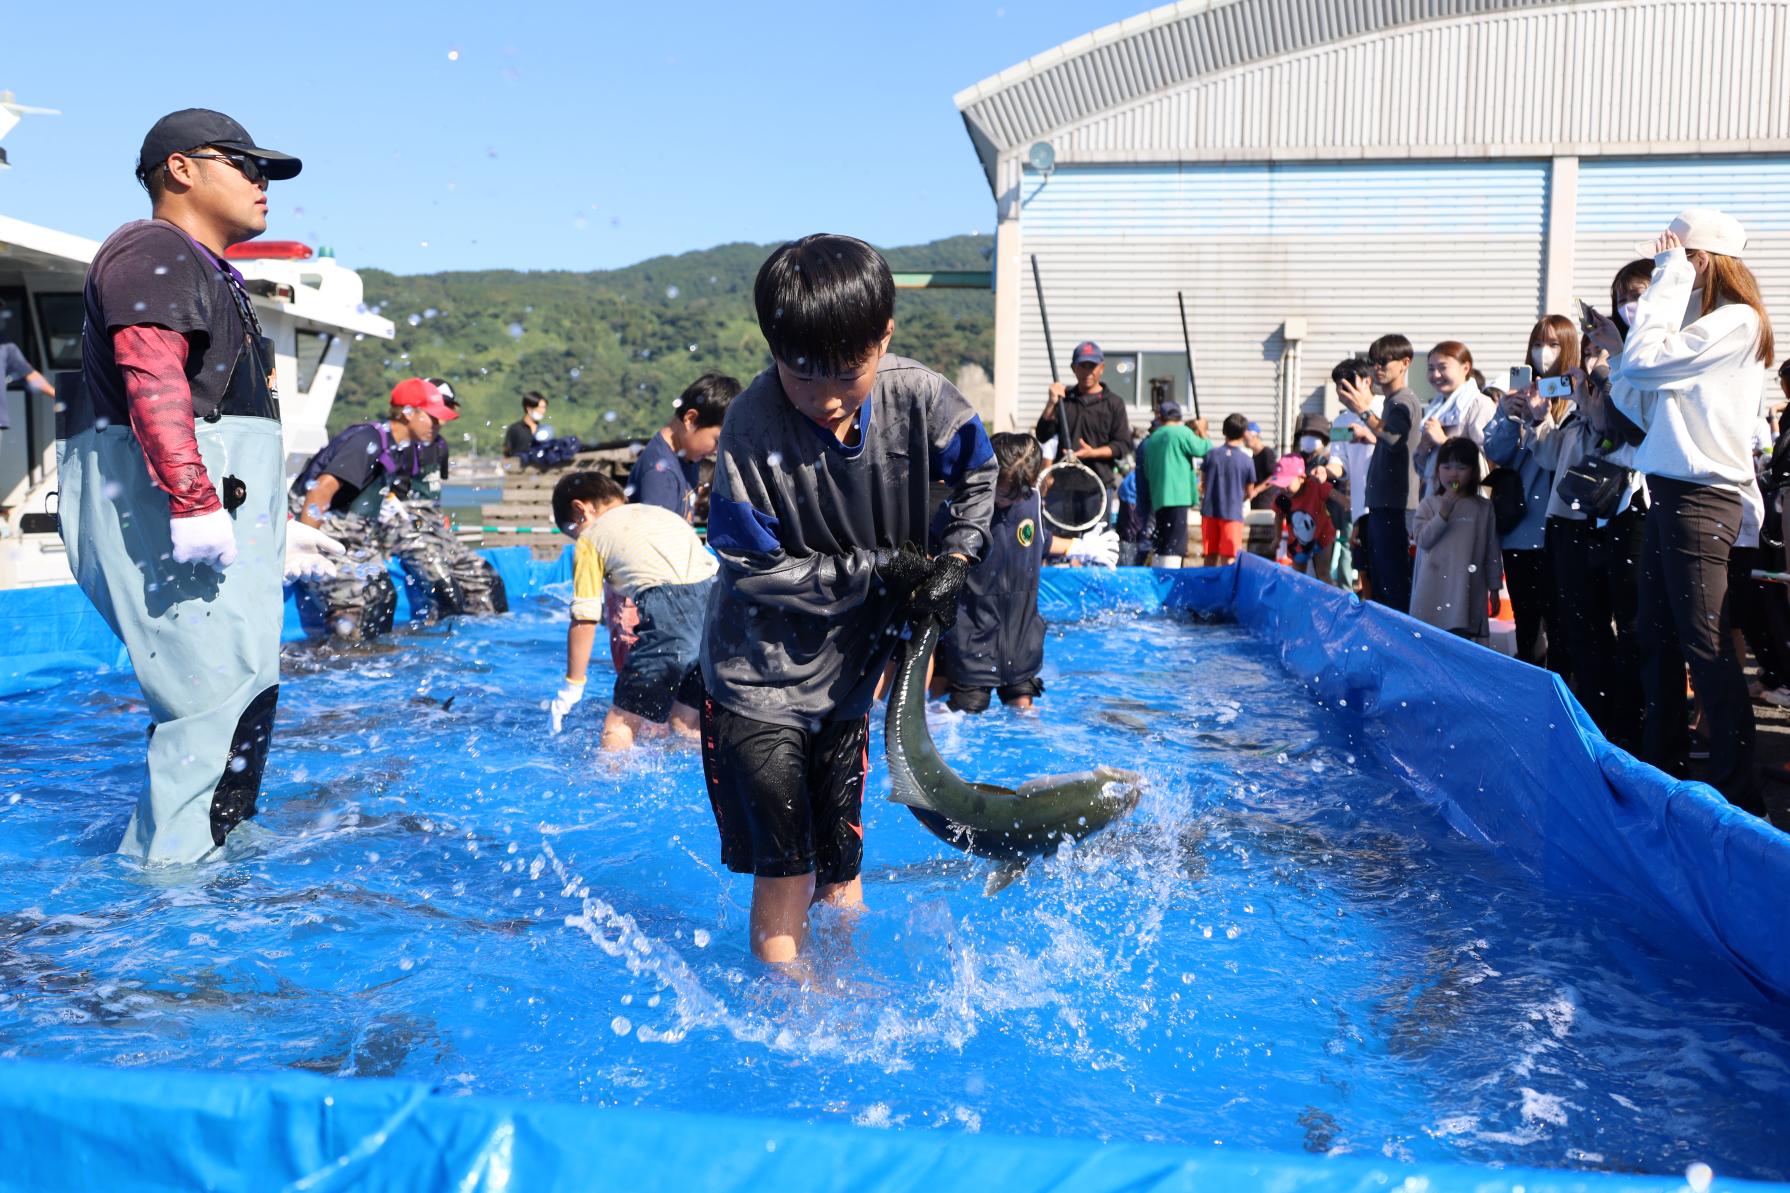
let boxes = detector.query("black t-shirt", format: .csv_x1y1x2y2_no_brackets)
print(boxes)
1031,387,1133,487
291,422,400,513
81,219,247,427
503,419,538,457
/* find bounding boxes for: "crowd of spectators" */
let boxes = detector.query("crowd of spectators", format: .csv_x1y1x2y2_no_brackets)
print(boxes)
1095,210,1783,818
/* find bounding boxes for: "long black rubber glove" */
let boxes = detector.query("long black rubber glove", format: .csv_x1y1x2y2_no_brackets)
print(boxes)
875,543,931,598
910,554,969,628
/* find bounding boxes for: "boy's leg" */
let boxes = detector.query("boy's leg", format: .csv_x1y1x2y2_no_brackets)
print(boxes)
1313,546,1333,584
600,706,646,751
752,873,818,962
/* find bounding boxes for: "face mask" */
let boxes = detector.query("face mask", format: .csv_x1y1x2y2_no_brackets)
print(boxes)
1619,301,1639,327
1297,435,1321,453
1531,346,1559,373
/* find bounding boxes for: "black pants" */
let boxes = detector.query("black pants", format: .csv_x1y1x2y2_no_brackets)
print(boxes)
1549,511,1645,753
1501,546,1563,674
1365,509,1413,613
1636,478,1759,809
1729,546,1790,691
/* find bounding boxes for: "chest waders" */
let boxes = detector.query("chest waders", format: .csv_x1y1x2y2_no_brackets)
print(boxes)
286,421,410,639
57,292,285,864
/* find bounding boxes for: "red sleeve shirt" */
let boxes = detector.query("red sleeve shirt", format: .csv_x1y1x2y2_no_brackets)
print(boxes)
113,325,220,518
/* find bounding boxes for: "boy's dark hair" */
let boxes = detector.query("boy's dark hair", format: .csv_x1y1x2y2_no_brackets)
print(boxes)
754,234,895,376
1436,436,1485,491
1222,413,1249,441
991,432,1046,494
523,391,548,413
675,372,741,429
551,470,626,534
1331,355,1373,388
1367,334,1414,366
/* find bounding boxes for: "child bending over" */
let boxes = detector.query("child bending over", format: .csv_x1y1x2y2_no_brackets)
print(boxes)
548,471,717,749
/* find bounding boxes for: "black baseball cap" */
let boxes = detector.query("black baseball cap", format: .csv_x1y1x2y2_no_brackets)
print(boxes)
136,109,302,183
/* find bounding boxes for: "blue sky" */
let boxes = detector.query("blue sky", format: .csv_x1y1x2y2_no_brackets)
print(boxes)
1,0,1143,275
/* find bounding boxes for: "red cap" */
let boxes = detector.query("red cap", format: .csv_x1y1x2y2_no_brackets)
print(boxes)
391,377,458,422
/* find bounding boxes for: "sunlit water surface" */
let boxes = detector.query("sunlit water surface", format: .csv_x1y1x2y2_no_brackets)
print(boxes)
2,601,1787,1180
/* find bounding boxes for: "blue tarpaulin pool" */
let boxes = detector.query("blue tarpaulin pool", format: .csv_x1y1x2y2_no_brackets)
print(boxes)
0,551,1785,1192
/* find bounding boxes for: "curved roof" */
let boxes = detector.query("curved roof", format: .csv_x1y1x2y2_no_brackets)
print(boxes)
956,0,1790,192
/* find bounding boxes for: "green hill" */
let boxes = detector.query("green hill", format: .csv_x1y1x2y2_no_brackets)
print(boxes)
332,235,994,451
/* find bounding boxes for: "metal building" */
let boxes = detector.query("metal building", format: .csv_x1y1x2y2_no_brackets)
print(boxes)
958,0,1790,443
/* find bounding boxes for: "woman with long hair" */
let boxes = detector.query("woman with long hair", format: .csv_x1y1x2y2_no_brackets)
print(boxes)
1538,270,1652,751
1414,341,1497,488
1612,210,1773,810
1484,315,1578,672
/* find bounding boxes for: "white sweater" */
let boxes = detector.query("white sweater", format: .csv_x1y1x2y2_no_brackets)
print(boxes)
1611,248,1766,524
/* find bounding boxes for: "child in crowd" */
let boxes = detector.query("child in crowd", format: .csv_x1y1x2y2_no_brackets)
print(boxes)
1276,412,1344,582
607,372,742,676
631,372,741,519
699,234,997,964
1139,402,1210,568
1410,437,1502,643
1200,413,1263,566
939,433,1119,713
547,471,718,751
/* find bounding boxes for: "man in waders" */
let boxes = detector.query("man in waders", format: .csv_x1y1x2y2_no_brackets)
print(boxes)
382,376,509,621
58,109,299,864
288,377,459,637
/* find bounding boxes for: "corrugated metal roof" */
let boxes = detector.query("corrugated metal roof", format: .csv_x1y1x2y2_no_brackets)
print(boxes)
958,0,1790,192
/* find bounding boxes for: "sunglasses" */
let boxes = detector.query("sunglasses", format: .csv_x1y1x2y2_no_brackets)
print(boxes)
182,150,268,186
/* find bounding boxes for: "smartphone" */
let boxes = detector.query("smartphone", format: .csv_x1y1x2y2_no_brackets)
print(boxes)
1577,298,1601,337
1538,374,1574,399
1509,365,1533,392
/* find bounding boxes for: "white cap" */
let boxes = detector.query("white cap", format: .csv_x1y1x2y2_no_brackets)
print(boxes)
1636,208,1748,258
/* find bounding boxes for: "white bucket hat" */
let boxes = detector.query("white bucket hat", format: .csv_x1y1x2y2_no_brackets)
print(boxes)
1636,208,1748,258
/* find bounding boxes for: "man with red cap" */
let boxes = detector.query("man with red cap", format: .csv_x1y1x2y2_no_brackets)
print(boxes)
57,107,303,864
288,377,458,639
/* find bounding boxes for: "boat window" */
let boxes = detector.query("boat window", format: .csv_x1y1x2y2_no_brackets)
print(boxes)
295,331,334,394
32,293,84,370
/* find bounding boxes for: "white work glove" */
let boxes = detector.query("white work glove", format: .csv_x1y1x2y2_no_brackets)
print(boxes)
170,509,239,571
378,493,408,527
549,676,586,734
284,520,347,582
1065,525,1120,567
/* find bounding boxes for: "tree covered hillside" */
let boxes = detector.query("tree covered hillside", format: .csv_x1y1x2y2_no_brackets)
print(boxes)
333,235,994,450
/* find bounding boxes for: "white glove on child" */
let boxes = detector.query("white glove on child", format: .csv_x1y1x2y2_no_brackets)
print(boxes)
549,676,586,734
1065,525,1120,567
170,509,239,571
285,520,347,581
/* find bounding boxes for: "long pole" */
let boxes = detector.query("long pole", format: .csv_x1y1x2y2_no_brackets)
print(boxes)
1176,290,1202,421
1031,255,1059,383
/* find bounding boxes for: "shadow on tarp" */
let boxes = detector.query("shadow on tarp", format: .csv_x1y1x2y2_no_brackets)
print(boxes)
5,552,1790,1191
0,1057,1780,1193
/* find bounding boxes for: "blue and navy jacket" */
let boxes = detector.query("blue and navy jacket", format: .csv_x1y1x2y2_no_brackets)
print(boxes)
699,356,997,728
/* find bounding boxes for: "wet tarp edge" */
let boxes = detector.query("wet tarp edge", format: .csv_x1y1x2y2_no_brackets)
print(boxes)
0,1058,1775,1193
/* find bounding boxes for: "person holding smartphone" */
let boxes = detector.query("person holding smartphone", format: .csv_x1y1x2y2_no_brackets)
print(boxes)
1485,316,1579,673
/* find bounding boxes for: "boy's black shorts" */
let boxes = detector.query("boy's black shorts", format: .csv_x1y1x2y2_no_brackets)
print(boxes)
1152,506,1192,556
945,676,1044,714
612,580,711,723
700,693,867,885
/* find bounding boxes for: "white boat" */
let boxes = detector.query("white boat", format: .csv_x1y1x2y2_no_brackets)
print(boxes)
0,99,394,588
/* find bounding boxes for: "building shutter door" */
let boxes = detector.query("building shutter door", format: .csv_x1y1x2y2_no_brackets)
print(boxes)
1019,161,1549,448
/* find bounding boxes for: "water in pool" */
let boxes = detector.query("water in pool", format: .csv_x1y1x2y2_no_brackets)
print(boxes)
2,600,1787,1181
